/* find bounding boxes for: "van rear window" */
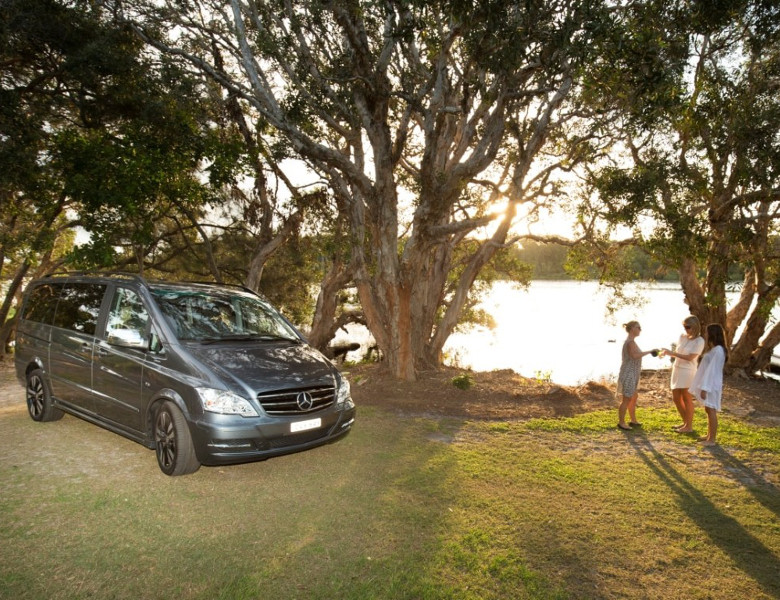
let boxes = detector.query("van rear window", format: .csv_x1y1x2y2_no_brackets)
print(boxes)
23,283,64,324
52,283,106,335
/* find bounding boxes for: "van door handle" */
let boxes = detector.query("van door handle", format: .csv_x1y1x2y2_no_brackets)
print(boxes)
96,346,109,356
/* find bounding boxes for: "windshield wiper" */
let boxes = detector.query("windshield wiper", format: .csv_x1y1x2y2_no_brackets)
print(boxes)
200,333,300,345
255,333,301,343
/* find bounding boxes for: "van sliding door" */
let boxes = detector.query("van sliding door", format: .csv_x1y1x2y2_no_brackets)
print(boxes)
92,286,150,433
49,283,107,413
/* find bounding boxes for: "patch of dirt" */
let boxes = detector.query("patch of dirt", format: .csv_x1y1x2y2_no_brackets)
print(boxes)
0,361,20,410
4,358,779,426
346,363,780,425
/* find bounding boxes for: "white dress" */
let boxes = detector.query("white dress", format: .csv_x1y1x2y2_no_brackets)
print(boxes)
689,346,726,410
670,335,705,389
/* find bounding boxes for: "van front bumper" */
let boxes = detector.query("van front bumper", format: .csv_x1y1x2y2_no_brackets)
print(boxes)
190,406,356,466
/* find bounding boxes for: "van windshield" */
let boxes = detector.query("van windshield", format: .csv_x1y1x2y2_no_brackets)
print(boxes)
150,287,300,343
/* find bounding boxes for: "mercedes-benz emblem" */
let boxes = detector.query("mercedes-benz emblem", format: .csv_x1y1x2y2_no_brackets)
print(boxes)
296,391,314,411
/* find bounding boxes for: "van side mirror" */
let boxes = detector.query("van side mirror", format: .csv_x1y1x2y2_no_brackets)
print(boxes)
107,328,148,349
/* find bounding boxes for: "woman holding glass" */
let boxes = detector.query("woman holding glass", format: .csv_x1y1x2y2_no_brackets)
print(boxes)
661,316,705,433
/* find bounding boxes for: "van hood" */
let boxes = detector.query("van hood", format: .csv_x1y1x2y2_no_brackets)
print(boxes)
185,341,337,393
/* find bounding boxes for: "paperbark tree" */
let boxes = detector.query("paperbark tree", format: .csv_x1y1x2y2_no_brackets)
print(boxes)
576,0,780,374
123,0,607,379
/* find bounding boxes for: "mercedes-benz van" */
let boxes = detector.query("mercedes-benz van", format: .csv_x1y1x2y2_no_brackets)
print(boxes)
14,272,356,475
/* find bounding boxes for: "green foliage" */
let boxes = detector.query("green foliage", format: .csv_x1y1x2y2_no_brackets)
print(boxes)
512,241,677,282
571,0,780,370
451,373,475,390
533,370,553,384
1,0,229,275
578,0,690,128
511,241,569,280
257,237,323,326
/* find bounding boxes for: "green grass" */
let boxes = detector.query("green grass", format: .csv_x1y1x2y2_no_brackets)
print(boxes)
0,403,778,599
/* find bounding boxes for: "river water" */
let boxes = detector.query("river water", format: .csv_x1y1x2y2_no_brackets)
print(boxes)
443,280,700,385
333,280,775,385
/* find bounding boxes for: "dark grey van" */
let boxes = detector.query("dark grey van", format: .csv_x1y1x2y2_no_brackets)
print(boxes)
14,272,356,475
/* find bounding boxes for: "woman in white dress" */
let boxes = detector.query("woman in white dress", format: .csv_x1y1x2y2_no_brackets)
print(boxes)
662,316,705,433
689,324,728,446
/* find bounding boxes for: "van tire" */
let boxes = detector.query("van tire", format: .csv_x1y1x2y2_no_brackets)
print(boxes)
26,369,64,422
154,401,200,476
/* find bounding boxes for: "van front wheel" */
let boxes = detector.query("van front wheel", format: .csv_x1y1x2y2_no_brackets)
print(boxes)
26,369,63,422
154,402,200,476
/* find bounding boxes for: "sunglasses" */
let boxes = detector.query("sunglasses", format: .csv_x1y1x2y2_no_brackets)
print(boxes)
683,324,692,330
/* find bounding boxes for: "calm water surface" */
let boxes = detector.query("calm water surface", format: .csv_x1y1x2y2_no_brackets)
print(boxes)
443,280,699,385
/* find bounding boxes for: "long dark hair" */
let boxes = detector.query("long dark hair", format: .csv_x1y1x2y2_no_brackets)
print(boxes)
705,323,729,363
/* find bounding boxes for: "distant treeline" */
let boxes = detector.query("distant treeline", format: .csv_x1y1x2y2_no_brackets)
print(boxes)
512,240,680,281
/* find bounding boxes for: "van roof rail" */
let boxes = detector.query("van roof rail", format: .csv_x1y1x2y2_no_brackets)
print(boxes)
145,278,261,297
39,271,259,297
41,270,148,283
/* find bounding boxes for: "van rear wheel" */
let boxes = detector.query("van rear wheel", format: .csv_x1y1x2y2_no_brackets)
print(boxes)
154,401,200,476
26,369,63,422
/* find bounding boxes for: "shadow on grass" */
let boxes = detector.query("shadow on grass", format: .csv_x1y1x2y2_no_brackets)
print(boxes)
705,445,780,520
627,433,780,598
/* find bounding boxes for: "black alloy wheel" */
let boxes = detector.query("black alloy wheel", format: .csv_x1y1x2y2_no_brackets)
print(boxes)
154,401,200,476
26,369,63,422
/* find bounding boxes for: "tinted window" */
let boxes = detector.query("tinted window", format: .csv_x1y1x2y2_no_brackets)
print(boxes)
106,288,149,344
23,283,63,324
52,283,106,335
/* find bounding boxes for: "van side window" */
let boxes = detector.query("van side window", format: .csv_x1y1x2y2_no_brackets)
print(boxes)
106,288,149,344
23,283,63,324
52,283,106,335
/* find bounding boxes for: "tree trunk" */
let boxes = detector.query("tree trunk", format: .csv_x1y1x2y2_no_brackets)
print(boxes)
747,320,780,373
307,259,354,351
725,268,756,341
0,261,30,359
730,286,780,367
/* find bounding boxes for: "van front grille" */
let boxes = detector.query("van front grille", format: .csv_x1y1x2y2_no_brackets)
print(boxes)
257,386,335,415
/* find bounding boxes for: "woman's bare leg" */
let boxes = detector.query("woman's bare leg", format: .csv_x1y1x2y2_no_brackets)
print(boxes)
679,389,695,432
702,406,718,444
618,395,633,429
628,394,639,424
672,389,686,429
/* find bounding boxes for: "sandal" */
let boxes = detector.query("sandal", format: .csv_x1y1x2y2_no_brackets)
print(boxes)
629,422,642,427
617,423,632,431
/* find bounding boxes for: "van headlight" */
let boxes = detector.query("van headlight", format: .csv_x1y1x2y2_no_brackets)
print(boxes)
197,388,258,417
335,378,353,408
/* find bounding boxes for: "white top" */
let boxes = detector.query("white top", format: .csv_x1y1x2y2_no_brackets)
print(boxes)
670,335,705,389
689,346,726,411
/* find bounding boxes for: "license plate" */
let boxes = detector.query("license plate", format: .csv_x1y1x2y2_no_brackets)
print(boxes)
290,418,321,433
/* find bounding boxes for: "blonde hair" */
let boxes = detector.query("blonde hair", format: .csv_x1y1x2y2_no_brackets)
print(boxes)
623,320,640,333
683,315,701,337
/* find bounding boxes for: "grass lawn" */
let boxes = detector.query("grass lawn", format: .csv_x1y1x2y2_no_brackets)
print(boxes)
0,403,778,599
